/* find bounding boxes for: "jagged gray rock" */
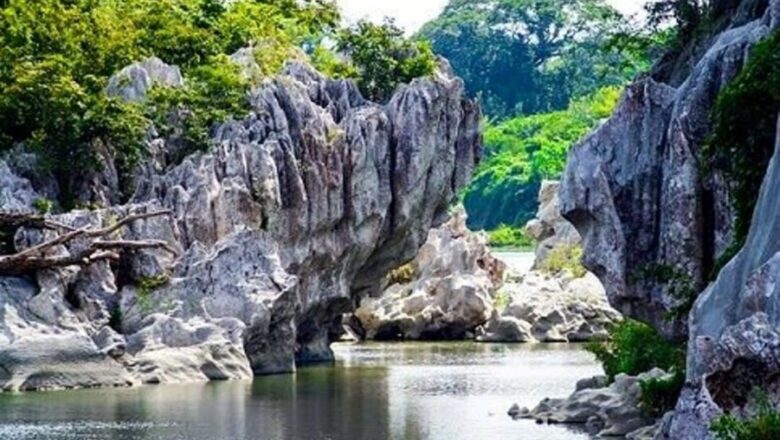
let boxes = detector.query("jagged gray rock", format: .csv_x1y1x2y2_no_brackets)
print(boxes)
0,58,480,391
478,181,620,343
658,119,780,438
107,57,184,102
559,0,779,339
349,206,505,340
525,181,581,268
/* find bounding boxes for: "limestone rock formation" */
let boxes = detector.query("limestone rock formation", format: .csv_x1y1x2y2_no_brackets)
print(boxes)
511,369,668,438
658,119,780,438
477,271,620,343
0,57,481,391
559,0,780,338
478,181,620,343
349,206,505,340
525,181,581,268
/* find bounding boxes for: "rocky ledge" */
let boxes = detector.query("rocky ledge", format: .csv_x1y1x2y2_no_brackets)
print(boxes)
0,57,481,391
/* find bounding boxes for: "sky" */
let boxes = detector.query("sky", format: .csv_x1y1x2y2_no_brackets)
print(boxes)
337,0,648,34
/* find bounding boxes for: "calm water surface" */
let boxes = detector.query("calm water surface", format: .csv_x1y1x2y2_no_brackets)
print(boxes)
0,343,600,440
494,251,535,274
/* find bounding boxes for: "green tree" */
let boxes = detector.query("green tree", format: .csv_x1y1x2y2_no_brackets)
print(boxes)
463,87,621,230
337,20,437,102
418,0,638,117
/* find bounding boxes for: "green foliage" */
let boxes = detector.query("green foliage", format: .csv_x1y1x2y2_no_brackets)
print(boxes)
585,319,686,381
632,263,697,321
464,87,621,230
487,225,534,250
492,290,512,312
645,0,709,40
539,245,587,279
137,274,170,313
386,263,416,286
639,369,685,417
337,20,437,102
0,0,353,205
711,391,780,440
418,0,646,118
32,198,53,215
704,31,780,255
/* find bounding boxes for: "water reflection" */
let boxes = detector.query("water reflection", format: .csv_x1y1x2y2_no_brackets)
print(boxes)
0,342,600,440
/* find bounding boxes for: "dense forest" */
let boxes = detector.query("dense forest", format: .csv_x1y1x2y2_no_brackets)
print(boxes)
418,0,673,237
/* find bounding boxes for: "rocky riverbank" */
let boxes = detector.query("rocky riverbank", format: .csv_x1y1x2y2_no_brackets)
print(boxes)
0,55,481,391
350,181,620,343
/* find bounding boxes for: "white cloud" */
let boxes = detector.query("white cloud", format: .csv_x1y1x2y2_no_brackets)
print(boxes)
336,0,648,34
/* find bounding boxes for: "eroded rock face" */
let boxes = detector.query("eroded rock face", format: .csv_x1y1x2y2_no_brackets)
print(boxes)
658,119,780,439
559,0,779,338
349,206,505,340
0,58,481,391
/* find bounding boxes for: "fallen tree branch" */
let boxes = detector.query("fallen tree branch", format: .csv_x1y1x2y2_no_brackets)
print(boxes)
0,210,177,275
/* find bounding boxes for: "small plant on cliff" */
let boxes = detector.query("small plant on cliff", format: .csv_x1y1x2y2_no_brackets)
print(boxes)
492,290,512,312
385,263,416,286
337,19,437,102
639,368,685,417
585,319,685,381
631,263,697,321
136,274,171,312
711,390,780,440
703,30,780,263
539,244,587,279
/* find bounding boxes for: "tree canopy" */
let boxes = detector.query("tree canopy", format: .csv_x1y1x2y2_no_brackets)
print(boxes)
418,0,646,118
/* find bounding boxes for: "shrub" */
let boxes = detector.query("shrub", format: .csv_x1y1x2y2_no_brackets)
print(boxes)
337,19,437,102
539,245,587,279
492,290,512,312
704,30,780,258
639,369,685,417
386,263,416,286
487,225,534,249
711,391,780,440
585,319,686,381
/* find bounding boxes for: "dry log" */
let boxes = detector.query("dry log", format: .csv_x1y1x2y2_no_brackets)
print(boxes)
0,210,177,275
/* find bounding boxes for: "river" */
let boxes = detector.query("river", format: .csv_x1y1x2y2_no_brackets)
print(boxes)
0,342,600,440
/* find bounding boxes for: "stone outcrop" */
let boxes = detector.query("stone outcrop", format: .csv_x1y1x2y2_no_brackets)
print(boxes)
658,119,780,438
525,180,581,268
0,57,481,391
478,181,620,343
511,369,668,438
348,206,505,340
477,271,620,343
559,0,780,339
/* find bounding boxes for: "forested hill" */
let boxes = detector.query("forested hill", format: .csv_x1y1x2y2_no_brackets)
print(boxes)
418,0,667,233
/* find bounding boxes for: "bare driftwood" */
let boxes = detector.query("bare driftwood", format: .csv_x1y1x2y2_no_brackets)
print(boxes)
0,210,177,275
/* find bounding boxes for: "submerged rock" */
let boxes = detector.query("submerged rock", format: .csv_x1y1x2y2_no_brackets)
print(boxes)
349,207,505,340
0,58,481,391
